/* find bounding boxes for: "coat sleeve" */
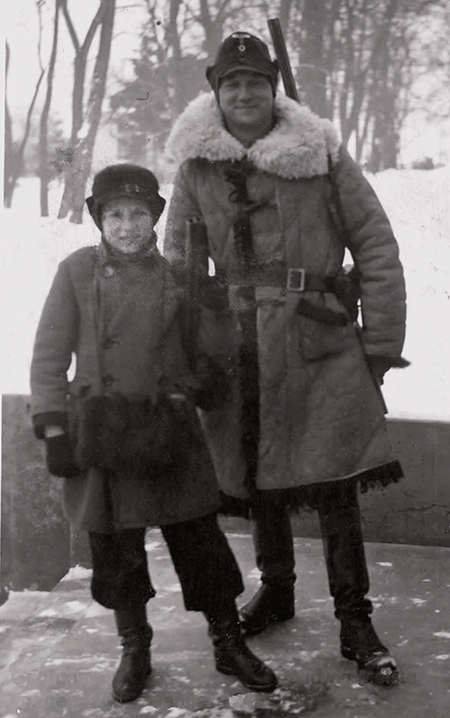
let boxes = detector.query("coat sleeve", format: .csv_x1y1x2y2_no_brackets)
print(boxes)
30,257,80,435
163,160,203,271
333,146,407,361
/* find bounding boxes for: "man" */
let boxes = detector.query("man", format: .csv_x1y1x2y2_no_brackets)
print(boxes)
163,32,408,686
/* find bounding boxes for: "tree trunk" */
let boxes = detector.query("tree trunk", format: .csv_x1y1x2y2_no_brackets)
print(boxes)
58,0,105,220
4,39,44,208
299,0,327,117
39,0,61,217
67,0,116,224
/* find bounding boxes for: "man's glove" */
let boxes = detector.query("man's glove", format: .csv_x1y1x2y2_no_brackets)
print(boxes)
45,435,80,478
365,356,394,386
193,354,230,411
198,275,229,312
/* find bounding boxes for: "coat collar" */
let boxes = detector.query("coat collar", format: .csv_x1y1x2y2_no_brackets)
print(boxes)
165,92,341,180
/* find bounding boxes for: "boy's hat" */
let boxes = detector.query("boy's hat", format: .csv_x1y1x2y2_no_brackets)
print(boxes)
206,32,279,97
86,164,166,229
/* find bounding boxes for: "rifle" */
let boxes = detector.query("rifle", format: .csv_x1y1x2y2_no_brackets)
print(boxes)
267,19,299,102
267,18,388,414
184,217,209,360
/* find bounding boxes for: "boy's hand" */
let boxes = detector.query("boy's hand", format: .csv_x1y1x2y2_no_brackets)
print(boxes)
45,434,80,478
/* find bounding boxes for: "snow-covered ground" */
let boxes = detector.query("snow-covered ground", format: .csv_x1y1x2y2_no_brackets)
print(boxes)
1,169,449,420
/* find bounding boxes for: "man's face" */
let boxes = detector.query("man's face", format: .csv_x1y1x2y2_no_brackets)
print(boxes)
101,197,156,254
218,70,274,137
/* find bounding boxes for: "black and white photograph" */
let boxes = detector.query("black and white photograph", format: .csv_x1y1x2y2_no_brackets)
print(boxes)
1,1,449,716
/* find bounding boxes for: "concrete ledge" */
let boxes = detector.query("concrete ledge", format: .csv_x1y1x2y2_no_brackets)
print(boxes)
222,418,450,548
2,396,450,596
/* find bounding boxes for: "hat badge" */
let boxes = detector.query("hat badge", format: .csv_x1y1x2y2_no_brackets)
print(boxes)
233,32,251,53
123,183,143,195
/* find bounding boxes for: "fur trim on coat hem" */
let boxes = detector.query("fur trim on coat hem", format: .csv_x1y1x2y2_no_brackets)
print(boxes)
218,461,403,517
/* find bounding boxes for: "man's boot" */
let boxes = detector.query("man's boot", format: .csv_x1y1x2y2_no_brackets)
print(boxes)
240,498,296,637
239,584,295,637
340,615,399,685
205,604,278,693
319,484,399,686
112,606,153,703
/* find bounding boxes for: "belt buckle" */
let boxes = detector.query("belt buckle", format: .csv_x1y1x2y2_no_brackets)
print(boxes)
287,267,305,292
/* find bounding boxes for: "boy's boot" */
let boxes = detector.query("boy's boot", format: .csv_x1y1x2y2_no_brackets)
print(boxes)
205,603,278,693
112,605,153,703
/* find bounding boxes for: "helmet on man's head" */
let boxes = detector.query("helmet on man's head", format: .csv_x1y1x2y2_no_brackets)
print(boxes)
86,164,166,230
206,32,279,98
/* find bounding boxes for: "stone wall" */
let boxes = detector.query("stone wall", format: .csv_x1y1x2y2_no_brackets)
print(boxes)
2,395,450,594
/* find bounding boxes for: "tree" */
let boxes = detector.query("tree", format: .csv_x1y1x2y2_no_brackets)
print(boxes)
39,0,61,216
57,0,116,223
4,7,45,208
298,0,327,117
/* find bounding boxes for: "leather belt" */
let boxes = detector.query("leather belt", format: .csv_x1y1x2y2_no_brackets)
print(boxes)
224,267,338,293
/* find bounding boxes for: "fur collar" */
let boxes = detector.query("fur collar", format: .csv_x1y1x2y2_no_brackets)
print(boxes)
165,92,341,180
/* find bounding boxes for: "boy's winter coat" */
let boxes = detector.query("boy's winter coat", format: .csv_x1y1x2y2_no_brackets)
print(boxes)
30,244,220,531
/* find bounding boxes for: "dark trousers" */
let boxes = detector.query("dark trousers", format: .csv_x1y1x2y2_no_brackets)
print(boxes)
89,513,244,614
252,482,372,621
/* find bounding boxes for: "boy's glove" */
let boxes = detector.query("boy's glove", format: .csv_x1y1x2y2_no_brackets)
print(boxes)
45,435,80,478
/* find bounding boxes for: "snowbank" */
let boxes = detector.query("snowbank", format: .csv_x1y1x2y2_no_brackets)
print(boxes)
1,170,449,420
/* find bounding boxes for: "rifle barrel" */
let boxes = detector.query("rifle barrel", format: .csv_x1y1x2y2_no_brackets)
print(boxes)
267,18,299,102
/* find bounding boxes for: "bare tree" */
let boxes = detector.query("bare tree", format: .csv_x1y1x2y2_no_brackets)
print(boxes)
4,6,45,208
58,0,116,223
298,0,327,116
39,0,61,216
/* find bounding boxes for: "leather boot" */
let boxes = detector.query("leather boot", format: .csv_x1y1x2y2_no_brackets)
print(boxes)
112,606,153,703
205,604,278,693
239,583,295,637
318,484,398,685
340,616,399,685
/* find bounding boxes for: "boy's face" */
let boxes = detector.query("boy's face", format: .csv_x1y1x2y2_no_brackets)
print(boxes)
101,197,156,254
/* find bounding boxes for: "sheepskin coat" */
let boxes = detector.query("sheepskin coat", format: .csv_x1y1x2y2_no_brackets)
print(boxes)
163,92,408,503
30,242,220,531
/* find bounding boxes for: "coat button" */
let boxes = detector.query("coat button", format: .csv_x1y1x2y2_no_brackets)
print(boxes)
104,265,115,277
103,338,115,349
102,374,115,387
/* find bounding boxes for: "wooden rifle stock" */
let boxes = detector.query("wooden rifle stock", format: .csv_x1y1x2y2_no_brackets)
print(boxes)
185,218,209,353
267,18,299,102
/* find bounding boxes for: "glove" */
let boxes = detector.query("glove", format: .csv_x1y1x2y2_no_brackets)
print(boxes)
45,435,80,478
193,354,230,411
199,276,229,312
365,356,393,386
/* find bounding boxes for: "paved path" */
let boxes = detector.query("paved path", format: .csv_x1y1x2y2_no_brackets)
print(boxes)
0,533,449,717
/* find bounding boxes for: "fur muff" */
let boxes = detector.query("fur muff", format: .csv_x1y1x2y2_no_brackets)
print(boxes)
75,393,201,474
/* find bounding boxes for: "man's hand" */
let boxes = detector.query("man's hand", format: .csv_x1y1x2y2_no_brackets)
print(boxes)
365,356,393,386
199,275,229,312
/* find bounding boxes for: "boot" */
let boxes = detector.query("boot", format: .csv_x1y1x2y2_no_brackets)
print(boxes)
112,607,153,703
205,604,278,693
317,484,399,685
340,616,399,685
239,584,295,637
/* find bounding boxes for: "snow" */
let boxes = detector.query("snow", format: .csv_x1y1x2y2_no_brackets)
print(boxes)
1,169,449,420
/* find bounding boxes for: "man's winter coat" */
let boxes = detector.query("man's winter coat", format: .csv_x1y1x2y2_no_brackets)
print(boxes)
30,242,220,532
163,92,408,504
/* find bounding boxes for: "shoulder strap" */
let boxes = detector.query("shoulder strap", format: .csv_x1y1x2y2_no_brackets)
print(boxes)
327,153,348,243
